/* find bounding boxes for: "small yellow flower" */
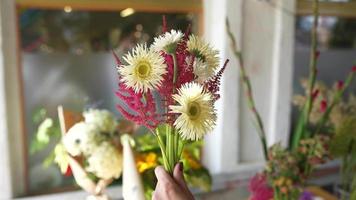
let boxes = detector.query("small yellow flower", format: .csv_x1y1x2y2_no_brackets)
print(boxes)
136,152,158,173
170,83,216,141
119,44,166,93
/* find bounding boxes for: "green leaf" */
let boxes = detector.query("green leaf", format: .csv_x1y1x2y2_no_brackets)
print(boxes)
330,117,356,157
43,150,55,167
32,108,47,124
185,167,212,191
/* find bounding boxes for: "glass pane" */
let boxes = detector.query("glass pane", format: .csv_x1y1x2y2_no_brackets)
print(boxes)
295,16,356,49
292,15,356,127
19,8,198,194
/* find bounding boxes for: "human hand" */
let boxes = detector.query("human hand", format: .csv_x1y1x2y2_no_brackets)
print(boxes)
152,163,194,200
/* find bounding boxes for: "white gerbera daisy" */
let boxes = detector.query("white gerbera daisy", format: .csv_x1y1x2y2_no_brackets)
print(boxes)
187,35,220,81
186,57,210,83
170,82,216,141
119,44,166,93
151,30,183,53
84,109,118,134
86,142,123,180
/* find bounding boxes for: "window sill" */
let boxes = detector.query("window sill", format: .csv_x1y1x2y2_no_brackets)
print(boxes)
16,160,340,200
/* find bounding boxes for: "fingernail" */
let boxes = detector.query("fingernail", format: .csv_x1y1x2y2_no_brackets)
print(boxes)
178,162,183,172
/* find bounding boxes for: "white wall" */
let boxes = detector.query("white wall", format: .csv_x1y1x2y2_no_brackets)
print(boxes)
203,0,295,174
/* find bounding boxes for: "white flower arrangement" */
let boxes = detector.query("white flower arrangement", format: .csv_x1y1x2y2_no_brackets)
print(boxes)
84,108,118,134
61,108,122,180
63,122,100,156
86,142,123,180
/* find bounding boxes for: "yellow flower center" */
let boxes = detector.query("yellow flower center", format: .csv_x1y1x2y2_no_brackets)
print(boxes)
188,102,201,120
135,61,151,79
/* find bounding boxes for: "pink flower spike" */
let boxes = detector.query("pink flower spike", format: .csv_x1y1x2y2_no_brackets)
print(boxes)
312,89,319,101
162,15,167,33
204,59,230,101
112,50,121,66
315,51,320,59
320,100,327,113
337,81,344,90
352,65,356,72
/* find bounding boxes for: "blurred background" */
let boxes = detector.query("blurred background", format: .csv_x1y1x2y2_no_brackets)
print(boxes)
0,0,355,199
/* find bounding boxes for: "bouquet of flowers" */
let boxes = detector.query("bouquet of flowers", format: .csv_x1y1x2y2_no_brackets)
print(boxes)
227,0,355,199
113,17,228,174
31,108,123,199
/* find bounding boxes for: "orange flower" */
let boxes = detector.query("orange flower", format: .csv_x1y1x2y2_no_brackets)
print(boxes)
182,151,201,170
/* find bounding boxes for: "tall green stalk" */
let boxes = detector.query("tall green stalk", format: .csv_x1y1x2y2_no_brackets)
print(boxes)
291,0,319,150
226,19,268,161
158,53,181,175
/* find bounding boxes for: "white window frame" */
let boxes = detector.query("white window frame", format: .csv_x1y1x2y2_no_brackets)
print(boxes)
203,0,295,175
0,0,297,198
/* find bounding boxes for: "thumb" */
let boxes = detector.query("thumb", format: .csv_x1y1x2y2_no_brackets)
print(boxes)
173,162,189,191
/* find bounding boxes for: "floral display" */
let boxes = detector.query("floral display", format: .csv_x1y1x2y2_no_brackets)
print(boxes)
31,108,123,198
60,109,123,181
294,79,356,199
113,17,228,174
227,0,355,199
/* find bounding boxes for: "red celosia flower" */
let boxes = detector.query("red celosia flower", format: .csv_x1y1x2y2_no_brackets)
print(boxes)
320,100,327,113
352,65,356,72
249,173,274,200
311,89,319,101
315,51,320,59
113,51,162,129
204,59,229,101
116,83,161,130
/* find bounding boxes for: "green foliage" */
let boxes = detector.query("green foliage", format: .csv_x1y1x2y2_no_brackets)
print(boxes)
185,167,212,192
134,133,161,153
330,117,356,157
30,108,61,154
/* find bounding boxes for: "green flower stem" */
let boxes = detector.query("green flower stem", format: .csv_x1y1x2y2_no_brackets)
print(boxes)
292,0,319,150
173,128,179,164
226,18,268,161
163,52,180,175
166,125,174,174
154,129,170,172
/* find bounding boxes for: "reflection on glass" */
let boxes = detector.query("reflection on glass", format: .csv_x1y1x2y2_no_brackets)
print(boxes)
19,8,197,194
295,16,356,49
292,15,356,131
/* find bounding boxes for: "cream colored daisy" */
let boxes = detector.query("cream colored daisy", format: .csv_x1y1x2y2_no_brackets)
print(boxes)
170,82,216,141
186,56,210,83
151,30,183,53
119,44,166,93
187,35,220,81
